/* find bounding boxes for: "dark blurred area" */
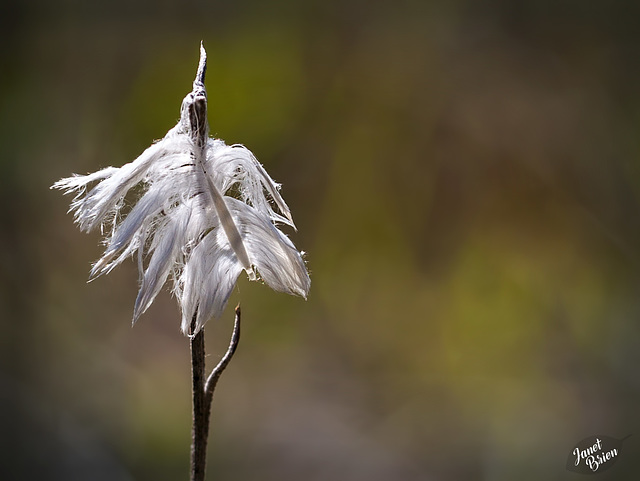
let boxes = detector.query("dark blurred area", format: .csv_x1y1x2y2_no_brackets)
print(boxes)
2,0,640,480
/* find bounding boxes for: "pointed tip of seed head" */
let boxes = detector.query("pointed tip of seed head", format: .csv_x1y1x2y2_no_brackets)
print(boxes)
199,41,206,63
194,41,207,87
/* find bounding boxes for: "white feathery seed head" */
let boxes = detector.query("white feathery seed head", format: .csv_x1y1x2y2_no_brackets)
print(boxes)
52,42,310,336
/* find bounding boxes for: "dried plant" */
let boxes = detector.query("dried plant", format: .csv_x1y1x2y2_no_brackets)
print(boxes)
52,43,310,480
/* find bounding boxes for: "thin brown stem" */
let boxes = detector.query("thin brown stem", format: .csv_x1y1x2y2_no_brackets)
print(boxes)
190,313,207,481
205,306,241,400
190,306,242,481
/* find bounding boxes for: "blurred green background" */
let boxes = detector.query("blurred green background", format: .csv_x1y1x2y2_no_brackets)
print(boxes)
2,1,640,480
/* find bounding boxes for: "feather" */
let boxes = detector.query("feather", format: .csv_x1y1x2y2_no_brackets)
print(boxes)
52,42,310,336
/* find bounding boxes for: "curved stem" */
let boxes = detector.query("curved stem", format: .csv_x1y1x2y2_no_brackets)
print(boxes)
205,306,241,398
190,306,242,481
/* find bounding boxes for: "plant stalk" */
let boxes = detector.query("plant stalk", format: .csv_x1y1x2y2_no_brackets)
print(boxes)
190,306,241,481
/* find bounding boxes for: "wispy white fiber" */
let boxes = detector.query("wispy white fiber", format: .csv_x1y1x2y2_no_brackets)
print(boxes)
53,43,310,335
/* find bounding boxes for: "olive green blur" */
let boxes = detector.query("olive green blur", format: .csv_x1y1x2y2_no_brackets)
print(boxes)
2,1,640,480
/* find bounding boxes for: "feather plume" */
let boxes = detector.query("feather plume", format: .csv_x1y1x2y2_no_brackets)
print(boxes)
52,43,310,335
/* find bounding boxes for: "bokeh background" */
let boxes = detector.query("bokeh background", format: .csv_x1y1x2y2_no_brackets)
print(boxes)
2,1,640,480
